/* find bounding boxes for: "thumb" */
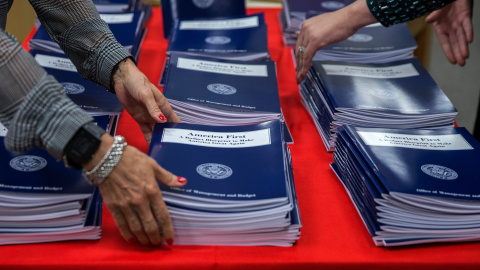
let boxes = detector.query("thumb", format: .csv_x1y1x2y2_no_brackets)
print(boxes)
153,160,187,187
425,10,441,23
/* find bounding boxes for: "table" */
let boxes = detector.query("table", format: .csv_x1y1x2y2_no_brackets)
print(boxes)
6,7,480,270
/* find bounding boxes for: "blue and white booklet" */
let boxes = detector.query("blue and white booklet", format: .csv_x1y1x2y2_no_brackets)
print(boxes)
332,125,480,247
29,10,148,59
161,0,246,38
315,23,417,63
167,13,269,61
162,53,294,143
300,58,457,151
148,120,300,246
30,50,123,117
0,117,108,245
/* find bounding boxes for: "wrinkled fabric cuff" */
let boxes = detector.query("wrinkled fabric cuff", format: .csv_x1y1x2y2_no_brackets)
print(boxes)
88,40,132,91
5,74,93,159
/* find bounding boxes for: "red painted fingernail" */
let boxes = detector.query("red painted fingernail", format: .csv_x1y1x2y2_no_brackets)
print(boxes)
166,238,173,246
158,114,167,121
177,177,187,183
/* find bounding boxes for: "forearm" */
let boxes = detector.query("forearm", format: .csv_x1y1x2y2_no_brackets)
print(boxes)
367,0,457,27
0,30,92,159
29,0,132,90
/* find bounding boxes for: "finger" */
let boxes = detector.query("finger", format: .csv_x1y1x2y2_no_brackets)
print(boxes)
295,29,305,74
151,84,181,123
134,190,164,246
150,192,175,244
120,202,150,245
455,25,469,66
425,10,441,23
300,43,316,83
448,30,463,66
109,208,135,243
152,159,187,187
462,17,474,43
434,28,456,64
296,52,306,84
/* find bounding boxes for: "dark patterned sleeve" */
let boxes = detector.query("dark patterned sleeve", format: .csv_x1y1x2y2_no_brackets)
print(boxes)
0,29,93,159
366,0,457,27
28,0,132,90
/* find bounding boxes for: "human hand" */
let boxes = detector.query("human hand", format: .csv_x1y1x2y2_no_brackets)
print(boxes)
295,0,376,83
89,135,187,246
112,58,181,144
426,0,473,66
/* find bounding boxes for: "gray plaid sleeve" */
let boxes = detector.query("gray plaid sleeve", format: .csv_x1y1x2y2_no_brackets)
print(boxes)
0,29,93,159
29,0,132,90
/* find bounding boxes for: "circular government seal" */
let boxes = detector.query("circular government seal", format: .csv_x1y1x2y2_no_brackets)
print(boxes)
205,36,231,45
10,155,47,172
421,164,458,180
192,0,214,9
321,1,345,10
196,163,233,179
348,34,373,42
367,88,400,100
207,83,237,95
61,82,85,94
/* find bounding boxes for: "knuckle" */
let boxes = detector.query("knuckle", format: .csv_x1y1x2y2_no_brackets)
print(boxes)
144,223,160,235
145,183,159,196
129,195,144,207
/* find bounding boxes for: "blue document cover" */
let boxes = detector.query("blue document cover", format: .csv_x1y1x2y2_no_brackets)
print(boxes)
30,10,147,56
0,116,109,195
321,23,417,55
164,53,281,114
30,50,123,116
161,0,246,38
311,58,457,115
167,13,269,60
148,120,289,202
344,125,480,200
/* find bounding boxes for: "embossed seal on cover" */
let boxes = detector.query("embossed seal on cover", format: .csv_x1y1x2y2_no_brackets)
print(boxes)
207,83,237,95
367,88,400,100
348,34,373,42
193,0,215,9
10,155,48,172
61,82,85,94
421,164,458,180
321,1,345,9
205,36,231,45
197,163,233,179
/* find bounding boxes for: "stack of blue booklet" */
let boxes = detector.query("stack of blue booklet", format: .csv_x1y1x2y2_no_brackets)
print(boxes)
313,23,417,63
279,0,354,46
148,120,300,246
332,125,480,247
30,50,123,119
299,58,457,151
167,13,269,61
29,8,150,60
161,0,246,39
162,53,293,143
0,117,109,245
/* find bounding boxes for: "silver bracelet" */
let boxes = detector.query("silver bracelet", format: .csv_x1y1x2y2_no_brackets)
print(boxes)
82,135,127,185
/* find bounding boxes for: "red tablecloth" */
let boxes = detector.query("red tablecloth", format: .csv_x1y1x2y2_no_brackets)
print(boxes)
7,7,480,270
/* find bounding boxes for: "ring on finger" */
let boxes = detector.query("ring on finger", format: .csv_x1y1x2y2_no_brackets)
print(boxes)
297,46,306,53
